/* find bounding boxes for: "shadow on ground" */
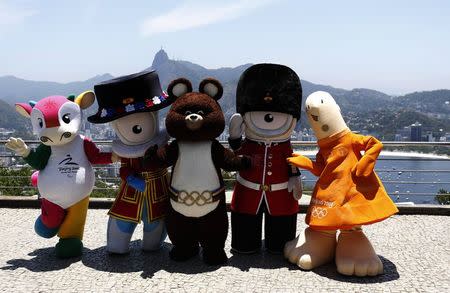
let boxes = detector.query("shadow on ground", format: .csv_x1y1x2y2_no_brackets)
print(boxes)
1,247,81,272
1,243,399,283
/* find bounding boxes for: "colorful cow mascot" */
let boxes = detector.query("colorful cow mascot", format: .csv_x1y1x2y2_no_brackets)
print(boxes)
6,92,113,258
228,64,303,254
284,91,398,276
88,70,173,254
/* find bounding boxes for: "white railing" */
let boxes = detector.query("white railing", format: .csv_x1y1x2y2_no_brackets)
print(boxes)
0,140,449,205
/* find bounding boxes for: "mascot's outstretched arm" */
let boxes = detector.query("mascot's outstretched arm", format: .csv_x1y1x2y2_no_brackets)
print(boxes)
287,152,325,177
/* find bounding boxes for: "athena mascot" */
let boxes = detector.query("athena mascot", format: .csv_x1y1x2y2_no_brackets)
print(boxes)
6,92,113,258
228,63,303,254
284,91,398,276
88,70,172,254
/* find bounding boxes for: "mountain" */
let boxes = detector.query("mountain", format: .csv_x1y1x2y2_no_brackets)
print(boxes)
0,49,449,139
0,74,114,104
0,99,32,139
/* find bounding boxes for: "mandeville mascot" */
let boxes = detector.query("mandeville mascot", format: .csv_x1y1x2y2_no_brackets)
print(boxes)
284,91,398,276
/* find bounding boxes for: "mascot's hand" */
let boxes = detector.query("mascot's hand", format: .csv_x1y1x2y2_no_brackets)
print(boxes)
351,156,376,177
5,137,30,157
287,153,310,169
229,113,245,139
126,175,146,192
111,152,120,163
288,176,302,200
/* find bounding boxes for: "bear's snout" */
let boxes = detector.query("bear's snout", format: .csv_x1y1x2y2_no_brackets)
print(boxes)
185,113,204,130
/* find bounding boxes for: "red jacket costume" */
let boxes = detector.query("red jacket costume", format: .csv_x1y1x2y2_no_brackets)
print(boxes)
231,139,299,216
109,157,169,223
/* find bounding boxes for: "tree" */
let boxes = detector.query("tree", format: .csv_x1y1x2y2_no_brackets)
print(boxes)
435,189,450,205
0,166,35,196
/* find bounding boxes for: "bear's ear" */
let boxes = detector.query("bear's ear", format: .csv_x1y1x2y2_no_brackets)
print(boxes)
75,91,95,109
199,78,223,100
167,78,193,100
15,102,33,118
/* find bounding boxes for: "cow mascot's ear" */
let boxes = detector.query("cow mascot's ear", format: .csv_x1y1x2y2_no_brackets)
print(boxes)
167,78,193,101
199,78,223,101
74,91,96,109
15,101,36,118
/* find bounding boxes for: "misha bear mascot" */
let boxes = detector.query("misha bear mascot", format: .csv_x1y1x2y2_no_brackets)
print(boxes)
284,91,399,276
88,70,173,254
6,92,113,258
144,77,250,265
228,63,303,254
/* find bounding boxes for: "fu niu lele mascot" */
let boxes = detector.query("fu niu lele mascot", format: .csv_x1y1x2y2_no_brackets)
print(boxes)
284,91,398,276
6,92,113,258
88,70,172,254
144,78,250,265
228,64,303,254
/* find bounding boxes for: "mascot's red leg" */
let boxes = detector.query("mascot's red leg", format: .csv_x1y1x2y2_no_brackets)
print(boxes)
34,198,65,238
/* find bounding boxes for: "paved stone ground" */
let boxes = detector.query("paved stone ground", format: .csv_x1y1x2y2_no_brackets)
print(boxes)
0,209,448,293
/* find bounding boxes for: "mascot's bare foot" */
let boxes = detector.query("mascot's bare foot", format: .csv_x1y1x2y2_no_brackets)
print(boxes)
284,227,336,270
336,229,383,276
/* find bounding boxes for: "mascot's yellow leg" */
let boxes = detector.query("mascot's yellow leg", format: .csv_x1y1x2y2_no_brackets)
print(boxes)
58,196,90,240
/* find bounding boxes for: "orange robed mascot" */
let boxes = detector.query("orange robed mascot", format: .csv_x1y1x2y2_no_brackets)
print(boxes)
284,91,398,277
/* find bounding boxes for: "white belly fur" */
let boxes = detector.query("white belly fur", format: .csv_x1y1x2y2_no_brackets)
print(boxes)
38,135,95,209
171,141,221,217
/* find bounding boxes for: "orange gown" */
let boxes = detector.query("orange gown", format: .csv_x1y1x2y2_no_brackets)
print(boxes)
288,129,398,230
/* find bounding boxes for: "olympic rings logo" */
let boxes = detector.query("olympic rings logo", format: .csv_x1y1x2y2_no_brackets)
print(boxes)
178,191,213,206
311,207,328,219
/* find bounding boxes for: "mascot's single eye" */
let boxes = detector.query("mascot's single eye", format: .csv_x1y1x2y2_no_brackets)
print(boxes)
132,125,142,134
62,114,71,124
321,99,324,104
184,110,192,115
197,110,204,115
38,118,43,128
264,114,274,123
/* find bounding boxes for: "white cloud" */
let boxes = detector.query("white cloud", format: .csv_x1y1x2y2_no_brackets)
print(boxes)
0,0,36,33
140,0,274,36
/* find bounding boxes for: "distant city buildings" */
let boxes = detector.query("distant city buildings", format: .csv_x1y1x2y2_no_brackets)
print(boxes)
392,121,449,142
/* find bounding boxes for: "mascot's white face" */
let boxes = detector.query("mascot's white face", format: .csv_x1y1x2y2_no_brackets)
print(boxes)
243,111,296,142
15,93,95,147
305,91,348,140
111,112,158,146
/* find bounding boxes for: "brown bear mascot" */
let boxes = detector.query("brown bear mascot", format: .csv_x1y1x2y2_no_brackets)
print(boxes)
144,77,250,265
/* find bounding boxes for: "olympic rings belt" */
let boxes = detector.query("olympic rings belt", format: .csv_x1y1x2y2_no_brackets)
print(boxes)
236,174,288,192
169,185,225,206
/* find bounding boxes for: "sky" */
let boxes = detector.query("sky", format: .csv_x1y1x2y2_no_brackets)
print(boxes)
1,0,449,95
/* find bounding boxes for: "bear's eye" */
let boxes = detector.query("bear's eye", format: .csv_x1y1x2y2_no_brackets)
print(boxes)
197,110,204,116
132,125,142,134
184,110,192,116
38,118,43,128
264,114,274,123
62,113,71,124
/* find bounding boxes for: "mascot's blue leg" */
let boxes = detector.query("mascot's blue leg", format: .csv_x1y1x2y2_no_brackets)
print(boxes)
34,215,59,239
142,204,167,251
106,217,137,254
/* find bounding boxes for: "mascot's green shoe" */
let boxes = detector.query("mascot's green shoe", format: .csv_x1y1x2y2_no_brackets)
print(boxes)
55,238,83,258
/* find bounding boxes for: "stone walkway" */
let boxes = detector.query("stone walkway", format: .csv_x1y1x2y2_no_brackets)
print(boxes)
0,208,448,292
